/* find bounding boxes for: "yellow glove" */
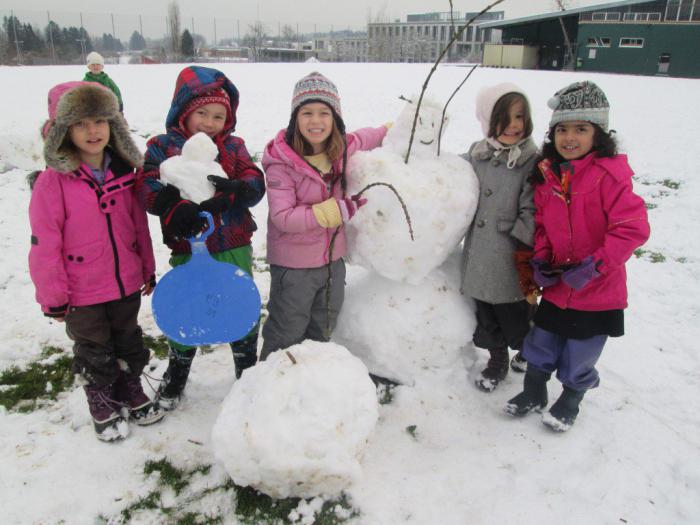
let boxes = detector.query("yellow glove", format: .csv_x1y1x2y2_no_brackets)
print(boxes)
312,198,342,228
384,122,393,130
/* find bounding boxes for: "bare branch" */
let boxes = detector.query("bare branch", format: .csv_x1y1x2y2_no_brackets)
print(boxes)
437,64,479,156
285,351,297,364
404,0,506,164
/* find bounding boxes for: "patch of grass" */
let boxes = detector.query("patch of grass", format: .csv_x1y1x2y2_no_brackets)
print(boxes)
661,179,680,190
377,383,395,405
634,248,666,263
0,346,74,412
143,333,170,360
406,425,418,439
675,257,687,263
645,202,657,210
110,457,357,524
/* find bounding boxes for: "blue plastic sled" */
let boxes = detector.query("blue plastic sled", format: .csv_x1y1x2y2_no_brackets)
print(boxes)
152,212,261,346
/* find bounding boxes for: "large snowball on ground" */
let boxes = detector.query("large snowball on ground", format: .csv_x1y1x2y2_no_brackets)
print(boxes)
211,340,379,499
346,97,479,284
334,253,476,385
159,132,227,203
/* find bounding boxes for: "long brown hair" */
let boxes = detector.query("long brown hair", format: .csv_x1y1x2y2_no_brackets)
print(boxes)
488,92,533,140
290,119,345,162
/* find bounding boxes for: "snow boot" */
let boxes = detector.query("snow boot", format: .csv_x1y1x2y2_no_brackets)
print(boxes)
542,385,586,432
83,383,129,442
115,372,165,426
156,347,196,410
475,346,509,392
510,351,527,373
230,335,258,379
504,367,551,416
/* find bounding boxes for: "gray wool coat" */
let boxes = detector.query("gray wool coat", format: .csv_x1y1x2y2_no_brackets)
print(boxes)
460,138,537,304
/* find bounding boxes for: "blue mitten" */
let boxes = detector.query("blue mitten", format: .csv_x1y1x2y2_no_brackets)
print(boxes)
530,259,561,288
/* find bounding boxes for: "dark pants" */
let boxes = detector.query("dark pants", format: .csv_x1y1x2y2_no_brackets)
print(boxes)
66,292,148,386
261,260,345,361
472,299,534,350
523,326,606,391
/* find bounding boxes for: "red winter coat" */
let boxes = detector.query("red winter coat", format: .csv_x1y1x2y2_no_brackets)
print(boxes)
29,159,155,314
534,153,650,311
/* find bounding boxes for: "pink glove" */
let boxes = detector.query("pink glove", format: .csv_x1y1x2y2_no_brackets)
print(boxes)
337,195,368,222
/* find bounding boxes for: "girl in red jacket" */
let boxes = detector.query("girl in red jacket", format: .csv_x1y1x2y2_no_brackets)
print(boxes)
504,81,650,431
29,81,164,442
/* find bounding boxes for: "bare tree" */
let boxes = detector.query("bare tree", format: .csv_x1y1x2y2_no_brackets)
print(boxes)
554,0,574,68
244,21,268,62
168,1,181,59
281,24,295,45
367,4,391,62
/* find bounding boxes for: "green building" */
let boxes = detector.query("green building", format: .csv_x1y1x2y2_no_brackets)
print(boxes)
479,0,700,78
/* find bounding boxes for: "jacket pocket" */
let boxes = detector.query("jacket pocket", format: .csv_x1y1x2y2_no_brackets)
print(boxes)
65,242,106,290
497,217,515,233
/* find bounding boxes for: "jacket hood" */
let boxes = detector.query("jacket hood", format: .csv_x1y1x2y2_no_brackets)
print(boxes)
166,66,240,134
262,128,318,175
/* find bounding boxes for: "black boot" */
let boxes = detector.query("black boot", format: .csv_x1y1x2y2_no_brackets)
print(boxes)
475,346,509,392
156,347,196,410
504,367,551,416
542,385,586,432
510,351,527,373
230,334,258,379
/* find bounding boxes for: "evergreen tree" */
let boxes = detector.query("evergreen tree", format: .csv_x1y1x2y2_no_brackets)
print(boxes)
181,29,194,58
129,30,146,51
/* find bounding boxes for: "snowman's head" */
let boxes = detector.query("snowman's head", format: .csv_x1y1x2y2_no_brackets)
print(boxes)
384,96,449,158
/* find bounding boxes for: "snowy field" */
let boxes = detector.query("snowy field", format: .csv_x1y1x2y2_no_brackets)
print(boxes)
0,62,699,524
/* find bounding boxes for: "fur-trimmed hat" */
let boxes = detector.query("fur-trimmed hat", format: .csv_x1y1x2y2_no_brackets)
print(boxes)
86,51,104,66
42,81,142,173
548,81,610,132
475,83,528,137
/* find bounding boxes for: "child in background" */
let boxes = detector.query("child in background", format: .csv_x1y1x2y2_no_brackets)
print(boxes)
29,81,163,442
505,81,650,431
84,52,123,112
260,71,388,360
461,83,538,392
137,66,265,410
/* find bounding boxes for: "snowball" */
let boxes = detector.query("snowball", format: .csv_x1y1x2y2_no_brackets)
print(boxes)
159,132,227,203
211,341,379,499
346,98,479,284
335,253,476,384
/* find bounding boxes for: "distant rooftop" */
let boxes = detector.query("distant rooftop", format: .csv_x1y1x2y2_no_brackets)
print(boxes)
479,0,658,28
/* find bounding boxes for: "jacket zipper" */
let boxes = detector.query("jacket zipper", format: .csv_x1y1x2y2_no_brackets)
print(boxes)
80,168,126,298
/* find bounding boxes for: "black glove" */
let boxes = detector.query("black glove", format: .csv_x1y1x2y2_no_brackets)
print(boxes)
207,175,257,201
163,200,205,238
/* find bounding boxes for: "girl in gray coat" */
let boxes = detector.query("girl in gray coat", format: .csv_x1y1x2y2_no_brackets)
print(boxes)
461,83,538,392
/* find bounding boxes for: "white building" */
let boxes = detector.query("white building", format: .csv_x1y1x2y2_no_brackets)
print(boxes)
314,35,368,62
368,11,504,63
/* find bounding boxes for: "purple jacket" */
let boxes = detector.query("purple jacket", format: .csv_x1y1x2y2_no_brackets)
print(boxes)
262,126,387,268
29,158,156,313
534,153,650,311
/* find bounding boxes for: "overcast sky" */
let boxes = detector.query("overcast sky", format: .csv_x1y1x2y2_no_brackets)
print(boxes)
3,0,606,41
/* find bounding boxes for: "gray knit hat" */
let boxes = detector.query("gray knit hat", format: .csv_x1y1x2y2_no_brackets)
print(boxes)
548,81,609,132
291,71,342,117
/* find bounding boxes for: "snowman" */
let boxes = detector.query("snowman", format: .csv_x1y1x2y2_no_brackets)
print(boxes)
335,96,480,384
211,340,378,499
159,131,227,203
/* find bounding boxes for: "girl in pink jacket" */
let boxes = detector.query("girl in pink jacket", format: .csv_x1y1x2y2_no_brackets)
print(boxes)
29,81,164,442
504,81,650,432
260,72,387,360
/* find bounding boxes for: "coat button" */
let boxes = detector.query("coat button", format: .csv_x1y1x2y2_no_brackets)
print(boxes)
77,256,84,262
485,188,493,196
477,219,486,227
101,203,107,209
67,255,74,261
110,199,116,205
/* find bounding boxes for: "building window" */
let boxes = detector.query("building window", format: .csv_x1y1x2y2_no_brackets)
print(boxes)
587,36,611,47
619,37,644,48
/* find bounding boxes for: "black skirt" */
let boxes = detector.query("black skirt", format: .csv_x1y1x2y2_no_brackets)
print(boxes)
534,299,624,339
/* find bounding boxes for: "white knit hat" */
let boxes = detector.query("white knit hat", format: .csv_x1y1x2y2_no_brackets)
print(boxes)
474,83,528,137
86,51,104,66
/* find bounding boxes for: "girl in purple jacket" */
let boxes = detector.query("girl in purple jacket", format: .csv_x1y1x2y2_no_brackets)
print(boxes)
260,72,388,360
504,81,650,431
29,81,164,442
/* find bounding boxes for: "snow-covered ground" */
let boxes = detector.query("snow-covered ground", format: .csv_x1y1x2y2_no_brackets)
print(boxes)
0,62,698,524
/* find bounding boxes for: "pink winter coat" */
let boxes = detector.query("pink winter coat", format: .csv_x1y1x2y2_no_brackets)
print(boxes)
262,126,387,268
534,153,650,311
29,160,156,313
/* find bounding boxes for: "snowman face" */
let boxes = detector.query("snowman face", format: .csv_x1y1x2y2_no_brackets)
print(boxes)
409,102,448,150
